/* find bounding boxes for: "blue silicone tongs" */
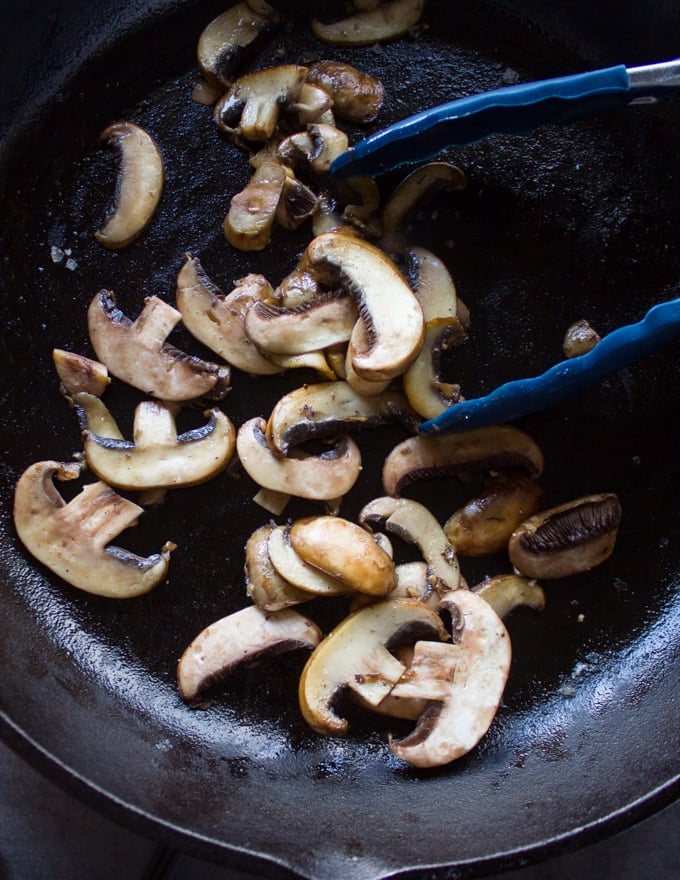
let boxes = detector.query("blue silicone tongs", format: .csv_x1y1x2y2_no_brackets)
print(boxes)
331,59,680,177
417,297,680,435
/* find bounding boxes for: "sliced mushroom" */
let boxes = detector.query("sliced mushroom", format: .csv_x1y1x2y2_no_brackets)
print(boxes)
289,82,334,126
245,524,311,610
301,232,424,381
267,525,350,596
175,253,282,375
178,605,322,703
341,175,382,237
214,64,308,141
382,161,467,239
52,349,110,397
13,460,174,598
266,380,414,454
74,393,235,490
472,574,546,618
360,496,460,592
290,516,397,597
306,61,384,123
444,472,545,557
402,317,466,418
252,487,292,516
405,245,458,324
311,0,425,46
88,291,230,401
299,598,449,735
224,158,287,250
275,174,319,230
244,290,358,355
197,0,280,88
508,493,622,579
236,416,362,500
562,319,601,358
383,425,544,497
277,124,349,175
264,349,338,379
389,589,511,768
95,122,164,249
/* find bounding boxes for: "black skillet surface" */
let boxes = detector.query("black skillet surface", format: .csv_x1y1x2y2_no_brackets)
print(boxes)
0,1,679,878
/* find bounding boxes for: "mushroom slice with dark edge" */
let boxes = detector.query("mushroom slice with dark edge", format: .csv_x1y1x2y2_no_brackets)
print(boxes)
311,0,425,46
300,232,424,382
298,598,449,735
405,246,459,324
472,574,546,619
175,253,282,376
245,525,312,611
383,425,544,497
88,291,230,401
13,460,175,598
508,493,622,579
306,61,384,123
53,349,110,397
178,605,322,703
402,317,467,418
236,416,362,500
382,162,467,244
95,122,164,250
275,174,319,231
265,380,415,455
74,393,236,491
223,158,287,251
389,589,511,768
444,472,545,557
277,124,349,175
214,64,308,141
245,290,358,355
267,525,351,597
197,0,280,88
290,516,397,597
360,496,461,592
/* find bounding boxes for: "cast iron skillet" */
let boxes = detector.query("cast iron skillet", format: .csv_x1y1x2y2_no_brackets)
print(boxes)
0,1,679,877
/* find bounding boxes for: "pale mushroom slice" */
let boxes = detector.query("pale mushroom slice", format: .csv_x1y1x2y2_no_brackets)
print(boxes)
74,393,235,491
290,516,397,597
300,232,424,382
311,0,425,46
389,589,511,768
306,61,384,123
175,253,282,376
472,574,546,619
244,290,358,355
267,525,350,597
299,598,449,735
52,349,110,397
360,496,461,592
95,122,164,249
508,493,622,579
265,380,415,455
236,416,362,501
88,291,230,401
214,64,308,141
178,605,322,703
224,158,287,251
289,83,335,126
197,0,280,88
382,425,545,497
13,460,174,598
245,525,311,611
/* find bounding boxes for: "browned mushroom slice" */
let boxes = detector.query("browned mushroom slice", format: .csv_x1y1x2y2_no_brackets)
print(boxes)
245,290,358,355
289,82,334,126
389,589,511,768
445,472,545,557
175,253,282,376
301,232,424,382
236,416,362,500
245,524,312,611
266,380,415,454
311,0,425,46
299,598,449,735
52,349,110,397
13,460,174,598
402,317,466,418
382,161,467,238
267,525,351,597
562,319,601,358
472,574,546,618
275,174,319,230
178,605,322,703
197,0,280,88
74,393,235,491
95,122,164,249
277,124,349,175
290,516,397,597
224,158,287,251
306,61,384,123
88,291,230,401
382,426,544,497
508,493,622,579
214,64,308,141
